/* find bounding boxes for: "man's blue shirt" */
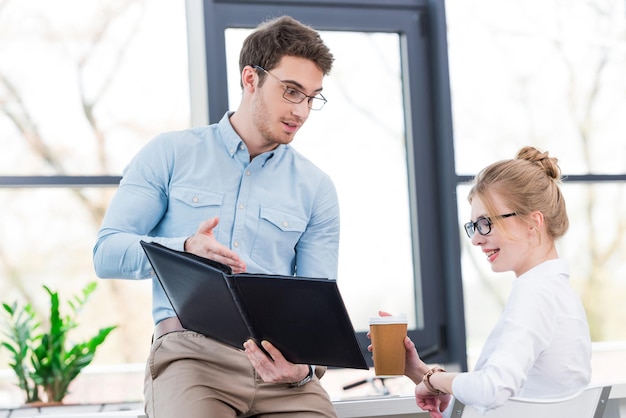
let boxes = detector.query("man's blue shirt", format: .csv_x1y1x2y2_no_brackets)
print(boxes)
93,112,340,324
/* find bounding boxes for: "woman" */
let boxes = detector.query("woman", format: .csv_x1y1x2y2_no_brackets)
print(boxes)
383,146,592,417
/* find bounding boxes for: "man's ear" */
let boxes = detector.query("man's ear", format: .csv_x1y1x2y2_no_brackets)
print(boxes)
241,65,258,92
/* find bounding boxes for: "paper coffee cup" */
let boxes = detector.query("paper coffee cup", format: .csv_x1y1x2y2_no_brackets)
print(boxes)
369,314,408,376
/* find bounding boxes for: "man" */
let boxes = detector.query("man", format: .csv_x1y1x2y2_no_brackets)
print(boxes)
93,15,339,418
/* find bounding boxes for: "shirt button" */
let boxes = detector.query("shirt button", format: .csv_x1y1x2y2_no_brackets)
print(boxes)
230,148,235,153
239,204,244,210
246,171,251,176
192,196,199,203
233,241,239,248
240,144,245,150
282,221,288,228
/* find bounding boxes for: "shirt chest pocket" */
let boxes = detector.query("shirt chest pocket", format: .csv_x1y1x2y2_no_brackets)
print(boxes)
260,206,308,232
171,188,224,208
250,206,308,272
169,188,224,229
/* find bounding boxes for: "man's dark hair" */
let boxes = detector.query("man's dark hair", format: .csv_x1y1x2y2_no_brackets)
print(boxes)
239,15,334,81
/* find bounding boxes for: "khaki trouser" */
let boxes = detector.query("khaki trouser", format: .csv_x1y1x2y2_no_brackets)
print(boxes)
144,330,337,418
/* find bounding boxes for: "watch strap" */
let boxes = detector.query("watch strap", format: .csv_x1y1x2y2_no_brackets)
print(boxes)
290,365,314,387
422,366,446,394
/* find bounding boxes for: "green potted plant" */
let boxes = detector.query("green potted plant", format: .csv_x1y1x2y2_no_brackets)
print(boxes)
1,282,116,405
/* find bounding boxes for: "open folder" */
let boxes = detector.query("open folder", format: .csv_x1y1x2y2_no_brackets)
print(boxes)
141,241,368,369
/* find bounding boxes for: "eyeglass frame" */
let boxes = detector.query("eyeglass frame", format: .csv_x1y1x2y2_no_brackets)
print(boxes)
253,65,327,111
464,212,517,239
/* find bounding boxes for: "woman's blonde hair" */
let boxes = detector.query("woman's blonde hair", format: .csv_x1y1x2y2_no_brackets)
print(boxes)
468,146,568,240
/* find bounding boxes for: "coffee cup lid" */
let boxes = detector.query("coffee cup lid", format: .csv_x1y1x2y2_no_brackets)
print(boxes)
369,313,408,324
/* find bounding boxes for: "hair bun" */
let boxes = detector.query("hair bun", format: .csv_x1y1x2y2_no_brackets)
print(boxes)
516,146,561,181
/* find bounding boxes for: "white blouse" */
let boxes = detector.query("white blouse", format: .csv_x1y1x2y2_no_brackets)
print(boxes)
451,259,592,414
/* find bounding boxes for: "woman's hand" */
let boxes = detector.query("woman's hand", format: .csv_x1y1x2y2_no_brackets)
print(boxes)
367,311,430,384
415,382,452,418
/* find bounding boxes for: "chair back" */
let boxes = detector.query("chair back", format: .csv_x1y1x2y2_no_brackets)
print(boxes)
448,385,611,418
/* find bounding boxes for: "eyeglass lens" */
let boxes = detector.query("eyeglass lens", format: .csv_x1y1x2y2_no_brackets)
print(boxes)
464,217,491,238
464,213,516,238
283,89,325,110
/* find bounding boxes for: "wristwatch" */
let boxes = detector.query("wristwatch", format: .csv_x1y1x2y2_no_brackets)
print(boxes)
422,366,446,394
290,365,314,387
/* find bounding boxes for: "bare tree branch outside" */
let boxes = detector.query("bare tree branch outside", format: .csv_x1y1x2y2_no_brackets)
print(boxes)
0,0,625,407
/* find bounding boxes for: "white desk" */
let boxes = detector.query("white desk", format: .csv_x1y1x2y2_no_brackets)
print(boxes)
15,382,626,418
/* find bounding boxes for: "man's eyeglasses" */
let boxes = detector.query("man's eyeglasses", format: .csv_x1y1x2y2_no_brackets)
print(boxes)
253,65,327,111
464,213,517,239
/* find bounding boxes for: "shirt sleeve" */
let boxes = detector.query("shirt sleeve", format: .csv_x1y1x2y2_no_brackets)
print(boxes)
92,134,187,279
452,278,558,413
292,173,340,280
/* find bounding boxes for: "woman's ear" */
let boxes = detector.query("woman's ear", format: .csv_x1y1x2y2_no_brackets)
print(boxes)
528,211,545,232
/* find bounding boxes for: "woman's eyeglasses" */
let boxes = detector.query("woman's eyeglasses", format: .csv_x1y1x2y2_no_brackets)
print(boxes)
464,213,517,238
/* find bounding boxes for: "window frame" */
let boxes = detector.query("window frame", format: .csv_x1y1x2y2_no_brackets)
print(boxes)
193,0,466,368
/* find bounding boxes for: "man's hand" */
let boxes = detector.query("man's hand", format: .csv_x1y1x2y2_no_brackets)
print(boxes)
243,339,310,384
415,382,452,418
184,217,246,273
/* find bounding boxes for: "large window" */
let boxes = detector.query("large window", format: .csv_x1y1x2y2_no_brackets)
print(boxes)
227,28,419,330
0,0,190,406
2,0,624,408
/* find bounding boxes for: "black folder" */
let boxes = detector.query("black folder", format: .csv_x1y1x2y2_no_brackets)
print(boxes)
140,241,368,369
